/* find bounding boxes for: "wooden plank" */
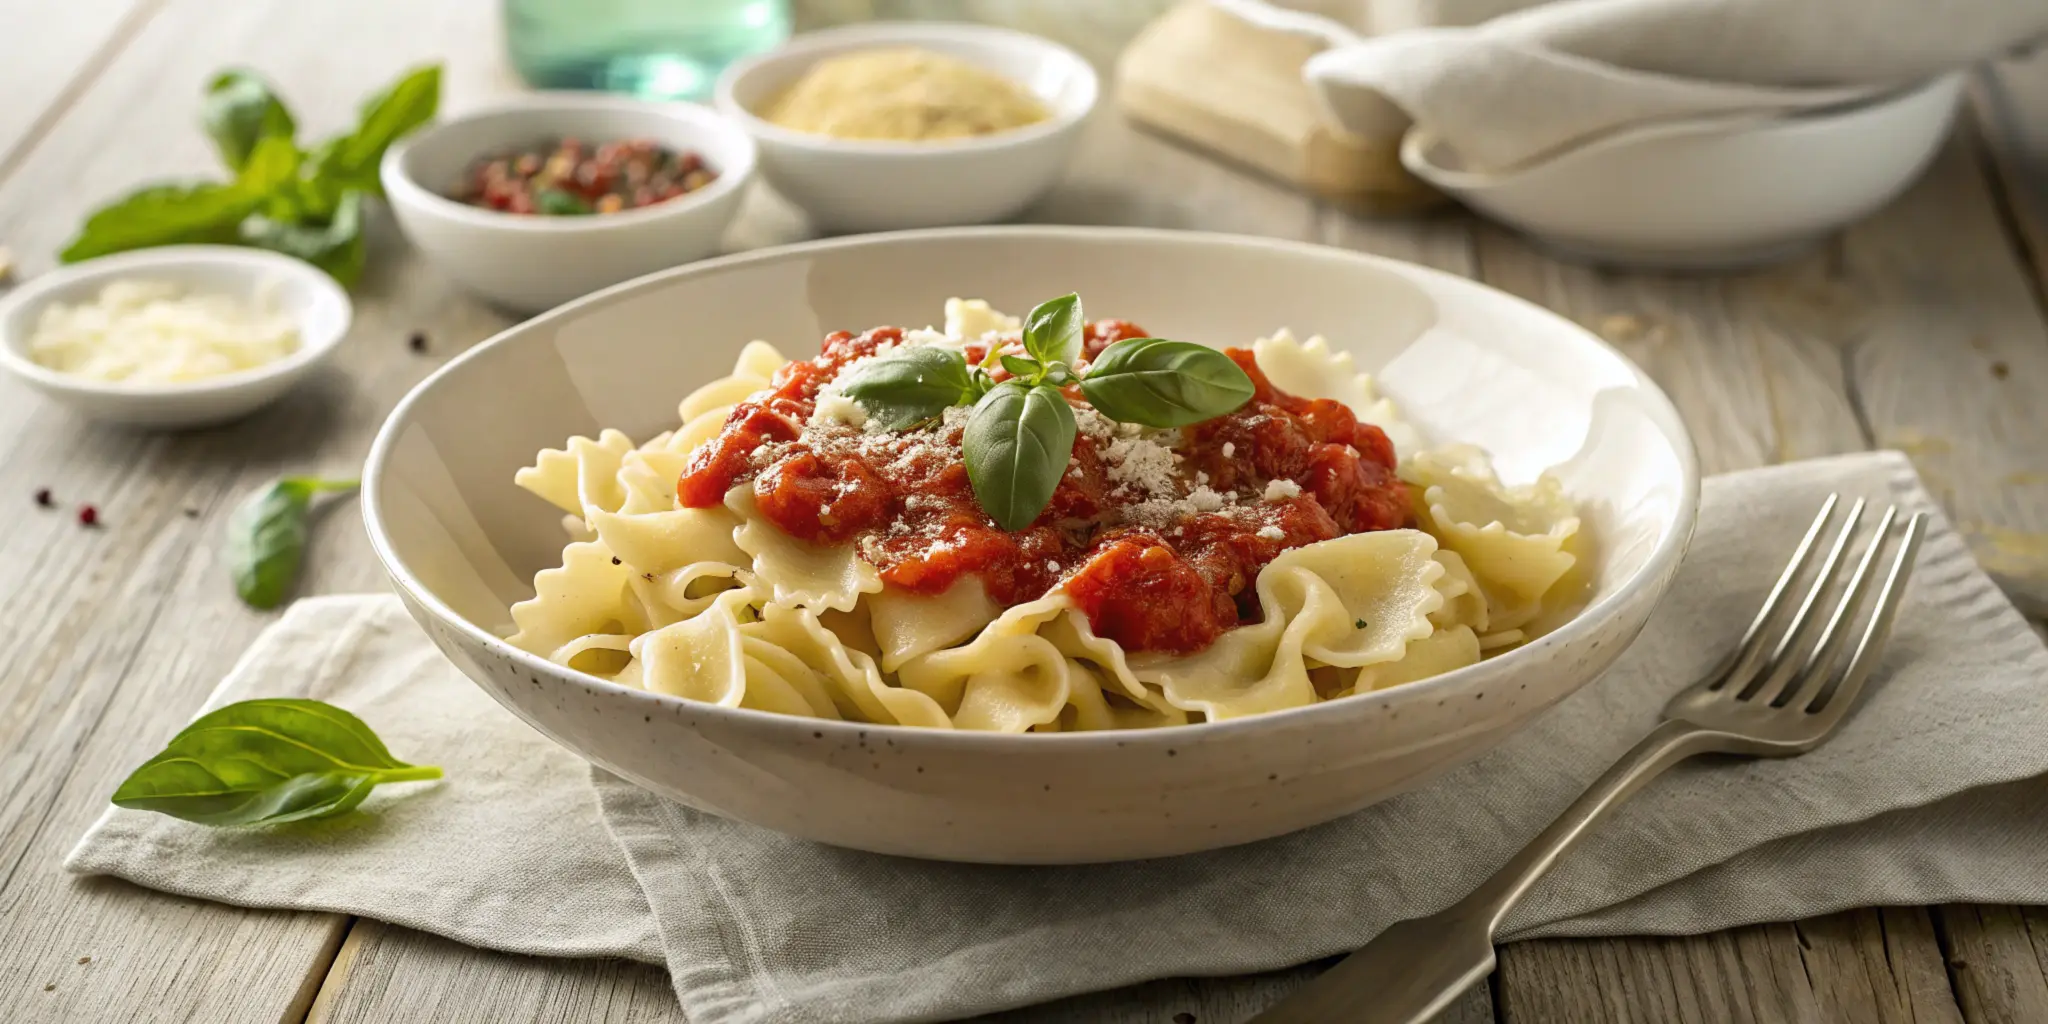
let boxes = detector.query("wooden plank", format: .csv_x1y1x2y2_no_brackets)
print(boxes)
1972,52,2048,302
1938,904,2048,1024
1471,222,1870,475
0,2,516,1022
1834,123,2048,616
0,0,148,172
1498,909,1961,1024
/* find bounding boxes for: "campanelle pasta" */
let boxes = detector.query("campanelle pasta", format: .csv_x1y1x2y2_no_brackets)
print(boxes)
507,299,1587,731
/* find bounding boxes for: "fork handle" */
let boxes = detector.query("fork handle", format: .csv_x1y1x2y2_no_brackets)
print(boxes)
1250,720,1732,1024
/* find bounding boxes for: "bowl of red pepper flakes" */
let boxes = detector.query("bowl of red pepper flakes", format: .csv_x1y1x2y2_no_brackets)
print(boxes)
455,138,721,217
381,93,757,314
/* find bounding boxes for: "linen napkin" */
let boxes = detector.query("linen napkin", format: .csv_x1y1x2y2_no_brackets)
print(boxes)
68,451,2048,1023
1213,0,2048,172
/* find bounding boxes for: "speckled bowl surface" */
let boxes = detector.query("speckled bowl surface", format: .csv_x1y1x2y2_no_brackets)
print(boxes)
363,226,1698,864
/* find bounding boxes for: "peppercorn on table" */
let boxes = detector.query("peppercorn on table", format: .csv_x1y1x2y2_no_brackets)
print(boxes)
3,2,2047,1022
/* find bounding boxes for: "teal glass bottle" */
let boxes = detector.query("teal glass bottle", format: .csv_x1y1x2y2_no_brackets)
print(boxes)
504,0,791,102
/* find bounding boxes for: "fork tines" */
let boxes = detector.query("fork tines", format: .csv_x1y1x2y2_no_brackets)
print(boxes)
1714,493,1927,714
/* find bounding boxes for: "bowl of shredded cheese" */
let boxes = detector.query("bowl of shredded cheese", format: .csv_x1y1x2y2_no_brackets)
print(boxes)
716,22,1098,233
0,246,351,428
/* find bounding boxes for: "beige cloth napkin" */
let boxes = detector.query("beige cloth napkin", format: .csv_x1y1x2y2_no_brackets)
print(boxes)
68,452,2048,1023
1216,0,2048,172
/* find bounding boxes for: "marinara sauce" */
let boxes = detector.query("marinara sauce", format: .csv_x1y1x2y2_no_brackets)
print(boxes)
678,319,1408,654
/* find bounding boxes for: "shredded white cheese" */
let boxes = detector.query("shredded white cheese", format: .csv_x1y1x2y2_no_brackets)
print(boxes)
1263,478,1302,502
29,278,300,384
943,297,1021,340
1256,525,1286,541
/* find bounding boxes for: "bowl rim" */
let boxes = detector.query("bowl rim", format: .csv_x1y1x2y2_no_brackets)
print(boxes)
363,224,1701,749
1400,72,1966,192
712,20,1101,156
0,244,353,397
379,92,760,235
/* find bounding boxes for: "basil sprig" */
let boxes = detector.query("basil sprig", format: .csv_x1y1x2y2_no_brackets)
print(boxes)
227,477,358,610
839,345,978,430
1080,336,1259,428
964,380,1079,530
839,293,1255,529
61,64,440,285
111,698,441,826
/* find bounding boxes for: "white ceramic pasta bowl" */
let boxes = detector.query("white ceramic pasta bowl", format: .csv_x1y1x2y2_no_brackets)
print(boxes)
363,226,1698,864
713,22,1098,233
0,246,352,429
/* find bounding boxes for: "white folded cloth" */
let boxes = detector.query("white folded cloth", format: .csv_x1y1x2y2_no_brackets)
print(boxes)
67,452,2048,1023
1216,0,2048,171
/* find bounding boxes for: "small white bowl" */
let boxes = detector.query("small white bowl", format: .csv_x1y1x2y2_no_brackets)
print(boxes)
0,246,351,429
1398,74,1966,270
381,94,757,314
714,22,1098,233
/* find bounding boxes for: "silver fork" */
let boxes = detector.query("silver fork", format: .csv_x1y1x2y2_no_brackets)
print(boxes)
1248,494,1928,1024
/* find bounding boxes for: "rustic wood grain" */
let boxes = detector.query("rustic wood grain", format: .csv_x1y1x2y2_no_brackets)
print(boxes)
1833,122,2048,617
0,1,514,1021
1497,909,1961,1024
1937,905,2048,1024
0,0,149,172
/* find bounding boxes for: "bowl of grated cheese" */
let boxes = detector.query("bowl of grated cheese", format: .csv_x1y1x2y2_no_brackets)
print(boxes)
0,246,351,428
715,22,1098,233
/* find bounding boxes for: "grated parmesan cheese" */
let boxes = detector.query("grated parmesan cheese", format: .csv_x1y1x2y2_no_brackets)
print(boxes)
28,278,300,384
1263,478,1302,502
1256,525,1286,541
810,392,869,429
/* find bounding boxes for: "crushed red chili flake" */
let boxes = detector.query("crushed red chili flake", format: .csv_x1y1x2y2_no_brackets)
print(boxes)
77,505,99,527
34,487,53,508
453,137,718,216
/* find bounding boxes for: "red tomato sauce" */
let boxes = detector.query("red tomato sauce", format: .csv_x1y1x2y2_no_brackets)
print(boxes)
678,320,1408,654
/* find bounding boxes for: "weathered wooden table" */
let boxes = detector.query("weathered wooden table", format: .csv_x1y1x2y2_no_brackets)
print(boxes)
5,2,2047,1021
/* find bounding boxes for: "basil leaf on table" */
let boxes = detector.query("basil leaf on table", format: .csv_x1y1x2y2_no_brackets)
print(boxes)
963,380,1077,531
239,189,366,286
314,63,441,196
1021,292,1083,368
59,181,261,263
111,698,441,826
238,135,304,201
227,477,358,610
1080,337,1256,428
201,69,297,172
839,346,975,430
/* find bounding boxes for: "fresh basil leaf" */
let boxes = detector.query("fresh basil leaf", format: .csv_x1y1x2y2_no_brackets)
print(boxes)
238,135,303,197
1022,292,1083,368
839,346,974,430
314,63,440,196
202,69,297,172
227,476,358,610
1042,364,1076,387
998,354,1042,381
59,181,261,263
1080,337,1256,428
240,189,365,285
963,381,1077,531
111,698,441,826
